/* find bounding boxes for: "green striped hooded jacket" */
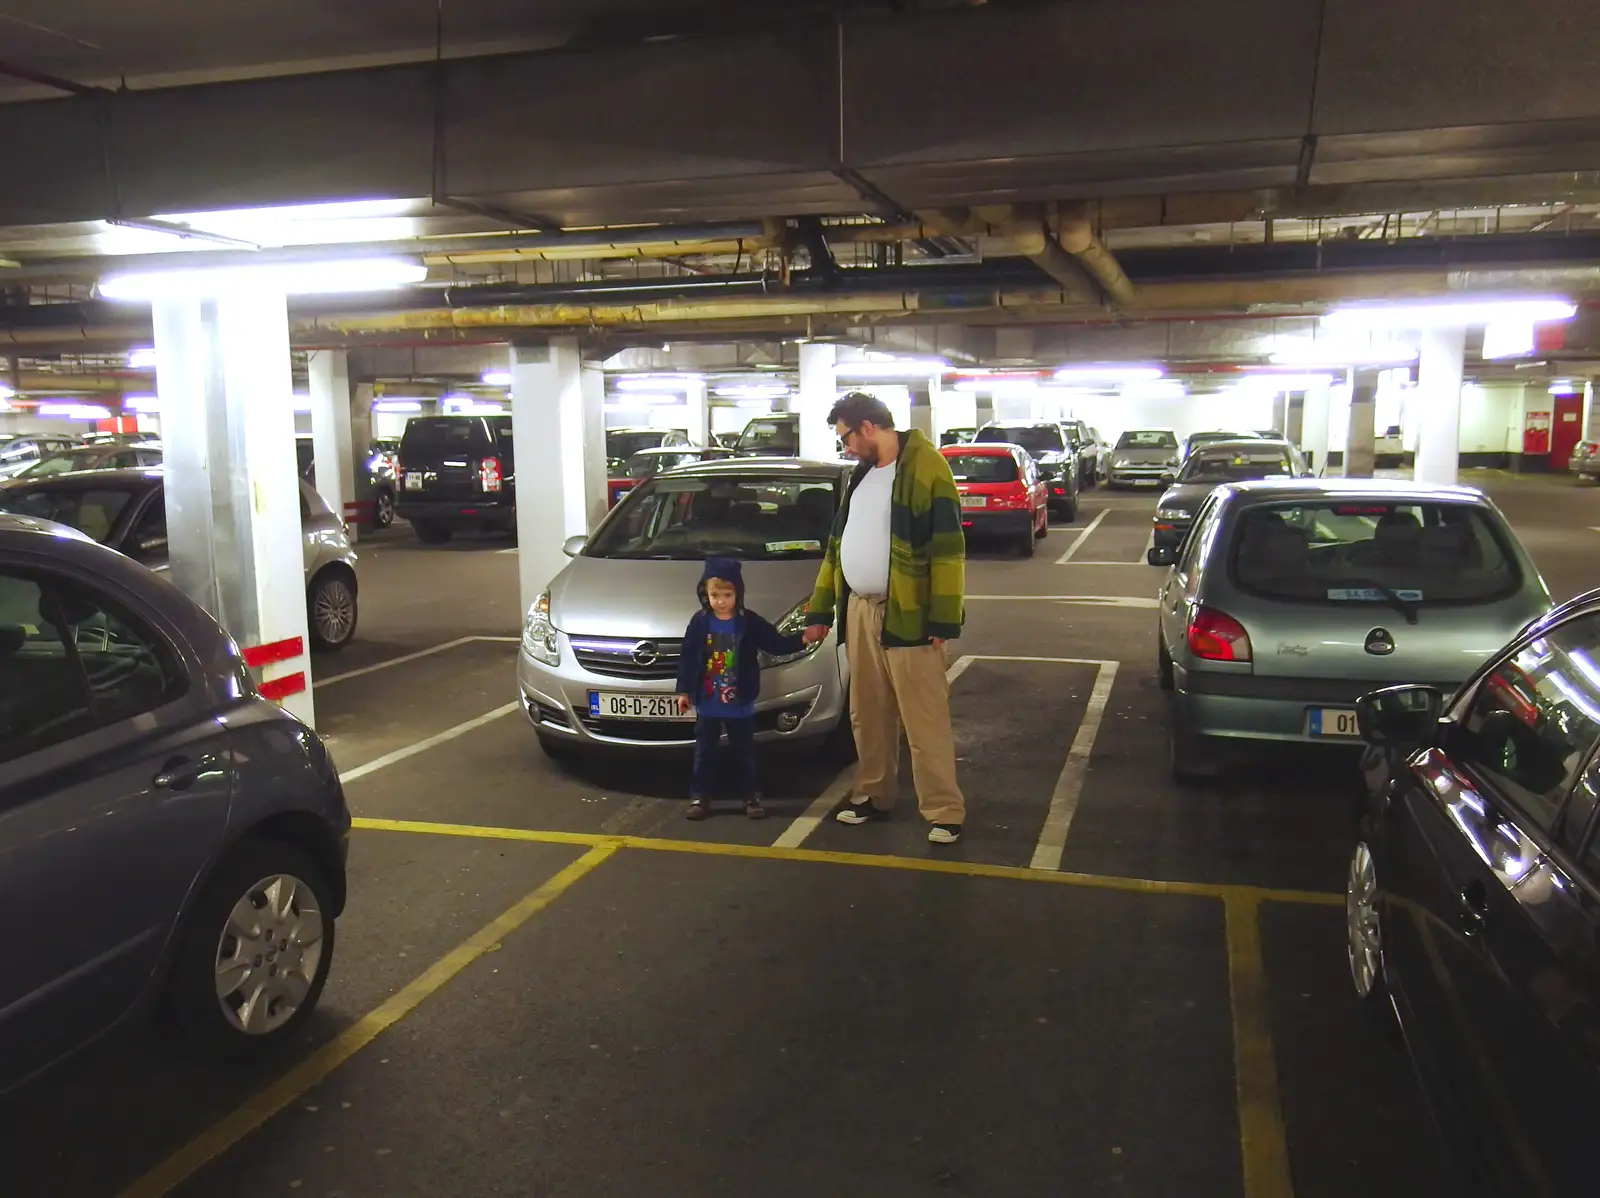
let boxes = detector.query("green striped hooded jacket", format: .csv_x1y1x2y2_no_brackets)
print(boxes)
805,429,966,646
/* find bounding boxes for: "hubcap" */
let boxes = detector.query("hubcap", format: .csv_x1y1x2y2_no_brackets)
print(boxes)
1347,842,1382,998
214,873,325,1035
314,579,355,644
377,493,394,525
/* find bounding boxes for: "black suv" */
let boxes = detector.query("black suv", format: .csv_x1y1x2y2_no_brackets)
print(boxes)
1351,590,1600,1195
1061,420,1100,488
973,422,1079,519
396,415,515,544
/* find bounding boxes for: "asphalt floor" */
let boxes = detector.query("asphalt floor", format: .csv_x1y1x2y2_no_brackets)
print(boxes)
4,467,1591,1198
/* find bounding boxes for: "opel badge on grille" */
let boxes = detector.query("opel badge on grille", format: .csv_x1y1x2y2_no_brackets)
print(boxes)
631,641,661,667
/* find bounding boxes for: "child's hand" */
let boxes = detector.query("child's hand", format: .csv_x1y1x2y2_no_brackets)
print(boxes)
675,694,691,715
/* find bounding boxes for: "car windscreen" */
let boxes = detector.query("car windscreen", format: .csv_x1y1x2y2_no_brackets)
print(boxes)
1187,432,1254,450
975,426,1063,455
944,453,1019,483
587,475,839,560
1117,430,1178,450
1230,501,1521,607
19,449,110,478
401,418,492,457
1178,448,1294,485
736,419,798,454
0,485,137,543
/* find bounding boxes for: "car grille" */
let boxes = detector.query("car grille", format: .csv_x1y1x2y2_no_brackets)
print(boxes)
570,635,683,680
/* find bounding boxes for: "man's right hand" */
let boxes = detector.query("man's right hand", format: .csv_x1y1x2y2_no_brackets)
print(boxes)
802,624,829,645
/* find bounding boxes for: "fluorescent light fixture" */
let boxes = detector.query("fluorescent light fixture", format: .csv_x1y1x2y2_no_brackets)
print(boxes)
1237,371,1338,391
951,378,1040,396
480,370,513,387
99,257,428,301
1550,380,1582,396
619,393,682,407
127,346,158,369
1053,364,1164,382
122,393,160,414
614,373,704,392
292,394,312,413
1481,320,1536,361
1120,379,1186,400
0,382,12,399
374,399,423,413
38,402,111,420
712,382,791,400
1270,340,1419,367
835,356,949,379
1322,296,1577,331
735,398,775,410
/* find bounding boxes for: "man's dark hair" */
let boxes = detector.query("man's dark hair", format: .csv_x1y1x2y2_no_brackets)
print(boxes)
826,391,896,430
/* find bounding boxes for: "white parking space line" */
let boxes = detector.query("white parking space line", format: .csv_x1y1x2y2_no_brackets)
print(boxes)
1029,660,1118,872
968,594,1158,609
1053,507,1109,563
314,635,522,689
497,547,520,554
771,652,973,850
337,701,522,785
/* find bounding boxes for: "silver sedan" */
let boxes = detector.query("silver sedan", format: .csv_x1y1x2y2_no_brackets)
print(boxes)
1148,478,1552,781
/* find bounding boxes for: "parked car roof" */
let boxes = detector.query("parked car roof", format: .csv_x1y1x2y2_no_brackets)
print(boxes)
1220,477,1488,504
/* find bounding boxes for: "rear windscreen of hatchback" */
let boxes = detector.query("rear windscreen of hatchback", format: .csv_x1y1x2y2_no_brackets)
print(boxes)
1231,502,1520,605
401,418,493,456
945,454,1019,483
0,487,135,543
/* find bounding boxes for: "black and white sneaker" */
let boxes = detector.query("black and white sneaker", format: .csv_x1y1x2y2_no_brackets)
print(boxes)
835,797,886,825
927,823,962,845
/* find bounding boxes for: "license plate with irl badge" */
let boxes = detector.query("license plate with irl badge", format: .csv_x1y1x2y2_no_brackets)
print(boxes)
589,692,690,721
1307,708,1361,738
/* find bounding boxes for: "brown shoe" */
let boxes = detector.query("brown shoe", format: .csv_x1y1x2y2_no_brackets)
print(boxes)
686,799,709,821
745,797,768,820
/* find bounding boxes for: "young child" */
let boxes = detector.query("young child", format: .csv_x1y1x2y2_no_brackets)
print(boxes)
674,557,805,820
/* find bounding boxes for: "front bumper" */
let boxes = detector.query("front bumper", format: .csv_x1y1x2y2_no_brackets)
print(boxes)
1151,517,1193,549
1175,668,1457,742
518,632,846,750
1108,464,1171,486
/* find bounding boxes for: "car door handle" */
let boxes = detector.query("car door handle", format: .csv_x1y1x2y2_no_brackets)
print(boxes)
152,755,215,792
1458,881,1489,936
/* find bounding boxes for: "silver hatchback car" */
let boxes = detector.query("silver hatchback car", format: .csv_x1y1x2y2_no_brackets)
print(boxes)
1149,479,1552,780
519,458,852,756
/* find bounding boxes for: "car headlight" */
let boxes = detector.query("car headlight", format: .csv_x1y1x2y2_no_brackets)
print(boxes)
1159,508,1192,521
1113,455,1130,467
760,599,823,668
522,590,561,666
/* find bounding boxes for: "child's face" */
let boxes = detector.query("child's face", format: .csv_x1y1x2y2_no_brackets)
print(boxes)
705,579,738,618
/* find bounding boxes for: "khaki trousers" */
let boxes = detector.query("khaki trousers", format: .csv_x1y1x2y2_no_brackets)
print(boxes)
845,595,966,825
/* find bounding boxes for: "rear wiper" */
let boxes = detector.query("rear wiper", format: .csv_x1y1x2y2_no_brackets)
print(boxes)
1339,576,1420,625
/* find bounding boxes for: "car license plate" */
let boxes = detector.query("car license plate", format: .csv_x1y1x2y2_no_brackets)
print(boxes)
405,473,424,491
1307,708,1360,738
960,495,988,509
588,692,689,721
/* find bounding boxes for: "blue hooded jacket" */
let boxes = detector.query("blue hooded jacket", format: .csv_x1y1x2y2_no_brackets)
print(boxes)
674,557,805,713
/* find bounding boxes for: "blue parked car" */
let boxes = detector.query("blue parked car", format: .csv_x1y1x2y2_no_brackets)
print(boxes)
0,512,349,1090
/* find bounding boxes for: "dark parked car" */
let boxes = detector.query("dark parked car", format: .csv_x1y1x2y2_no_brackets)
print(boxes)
1151,439,1308,549
16,441,163,478
295,435,400,530
940,427,977,447
606,427,690,469
0,434,79,481
608,445,734,507
1350,590,1600,1196
396,415,516,544
1179,430,1262,462
973,422,1079,518
735,414,800,457
1062,420,1101,488
0,512,349,1090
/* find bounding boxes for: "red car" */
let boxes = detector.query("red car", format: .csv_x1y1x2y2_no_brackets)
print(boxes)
940,442,1049,557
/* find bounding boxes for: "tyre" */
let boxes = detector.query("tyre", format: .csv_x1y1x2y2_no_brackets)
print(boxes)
1035,508,1049,539
1347,834,1390,1010
307,570,358,651
372,488,395,530
162,838,335,1058
1018,526,1036,557
412,520,453,545
1061,492,1079,522
1158,638,1175,691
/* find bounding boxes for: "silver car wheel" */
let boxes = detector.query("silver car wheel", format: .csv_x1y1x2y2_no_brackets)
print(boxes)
214,873,326,1036
313,578,356,645
1346,841,1383,999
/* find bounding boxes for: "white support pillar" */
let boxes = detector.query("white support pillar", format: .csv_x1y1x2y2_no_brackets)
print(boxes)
350,382,374,520
153,290,314,726
1584,381,1599,443
1284,390,1305,446
684,376,710,446
797,341,838,460
909,379,936,440
1301,380,1331,472
308,349,357,542
1414,326,1467,486
1269,392,1288,437
1344,368,1380,478
510,339,606,619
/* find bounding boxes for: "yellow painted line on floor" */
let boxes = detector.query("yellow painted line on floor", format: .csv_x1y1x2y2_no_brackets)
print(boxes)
351,816,1342,908
1224,897,1295,1198
116,844,615,1198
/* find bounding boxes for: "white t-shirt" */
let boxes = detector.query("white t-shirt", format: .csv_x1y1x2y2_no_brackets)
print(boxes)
840,459,896,596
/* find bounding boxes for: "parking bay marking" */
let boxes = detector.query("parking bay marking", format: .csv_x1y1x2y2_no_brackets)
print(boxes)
337,701,521,785
1053,507,1109,564
116,843,616,1198
315,635,521,690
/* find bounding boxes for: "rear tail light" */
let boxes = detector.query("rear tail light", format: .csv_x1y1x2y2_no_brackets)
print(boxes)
480,456,503,492
1187,606,1253,662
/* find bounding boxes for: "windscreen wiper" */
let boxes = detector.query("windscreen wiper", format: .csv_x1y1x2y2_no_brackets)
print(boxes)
1340,576,1420,625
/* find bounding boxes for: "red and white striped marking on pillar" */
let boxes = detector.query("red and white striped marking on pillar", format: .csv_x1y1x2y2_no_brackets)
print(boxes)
342,499,375,526
241,636,306,703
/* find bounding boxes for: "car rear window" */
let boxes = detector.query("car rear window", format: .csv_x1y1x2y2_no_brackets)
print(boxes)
736,419,799,454
608,430,665,461
0,486,137,543
1230,501,1521,606
1117,430,1178,450
944,453,1019,483
1179,448,1293,484
400,418,494,456
975,425,1064,456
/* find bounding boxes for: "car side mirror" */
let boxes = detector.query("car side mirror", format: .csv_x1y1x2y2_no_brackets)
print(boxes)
1159,472,1176,487
1356,685,1442,749
1147,545,1177,567
562,535,587,557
